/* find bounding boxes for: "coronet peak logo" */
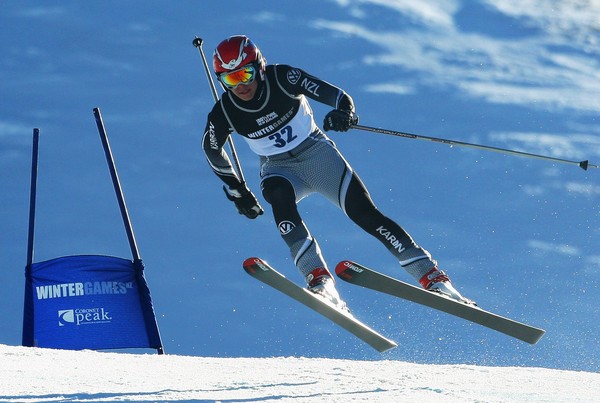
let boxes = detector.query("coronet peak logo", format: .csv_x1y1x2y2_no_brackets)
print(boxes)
58,307,112,326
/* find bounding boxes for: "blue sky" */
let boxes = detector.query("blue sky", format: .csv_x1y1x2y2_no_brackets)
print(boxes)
1,1,599,371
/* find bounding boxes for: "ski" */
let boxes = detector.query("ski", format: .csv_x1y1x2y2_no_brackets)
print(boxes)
243,257,397,353
335,260,545,345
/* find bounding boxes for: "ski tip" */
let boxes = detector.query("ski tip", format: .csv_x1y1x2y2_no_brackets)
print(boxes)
243,257,261,267
243,257,264,274
243,257,274,274
335,260,357,280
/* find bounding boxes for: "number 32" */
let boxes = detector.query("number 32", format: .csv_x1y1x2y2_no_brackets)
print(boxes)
268,125,297,148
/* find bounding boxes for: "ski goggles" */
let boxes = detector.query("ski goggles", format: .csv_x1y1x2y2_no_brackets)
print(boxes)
219,65,256,89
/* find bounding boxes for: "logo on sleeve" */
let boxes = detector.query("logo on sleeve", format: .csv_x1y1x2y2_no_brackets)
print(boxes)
278,220,296,235
286,69,301,84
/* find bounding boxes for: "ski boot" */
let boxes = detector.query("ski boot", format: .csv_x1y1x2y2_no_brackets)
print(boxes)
306,267,350,313
420,268,476,305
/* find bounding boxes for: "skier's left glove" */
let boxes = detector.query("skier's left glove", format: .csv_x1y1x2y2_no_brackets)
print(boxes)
323,109,359,132
223,183,264,219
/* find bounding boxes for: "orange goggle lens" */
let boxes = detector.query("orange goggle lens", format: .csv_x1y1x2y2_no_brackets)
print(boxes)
219,66,256,89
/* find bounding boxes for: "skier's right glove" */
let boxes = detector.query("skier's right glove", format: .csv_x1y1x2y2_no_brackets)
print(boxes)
223,183,264,219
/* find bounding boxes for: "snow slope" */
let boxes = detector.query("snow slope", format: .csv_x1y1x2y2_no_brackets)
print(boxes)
1,344,598,402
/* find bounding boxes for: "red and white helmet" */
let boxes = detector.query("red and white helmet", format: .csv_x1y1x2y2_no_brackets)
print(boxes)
213,35,266,77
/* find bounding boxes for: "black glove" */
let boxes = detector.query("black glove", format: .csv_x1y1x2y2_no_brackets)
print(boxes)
223,184,264,219
323,109,359,132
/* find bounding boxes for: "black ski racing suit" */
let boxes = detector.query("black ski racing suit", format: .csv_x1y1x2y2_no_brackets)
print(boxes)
202,64,436,283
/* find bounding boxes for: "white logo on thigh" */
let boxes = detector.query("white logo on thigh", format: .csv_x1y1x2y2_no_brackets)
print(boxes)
278,221,296,235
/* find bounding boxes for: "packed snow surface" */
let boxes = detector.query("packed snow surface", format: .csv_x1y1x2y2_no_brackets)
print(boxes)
1,344,598,402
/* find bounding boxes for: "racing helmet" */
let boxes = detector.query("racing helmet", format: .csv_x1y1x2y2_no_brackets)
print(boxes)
213,35,266,81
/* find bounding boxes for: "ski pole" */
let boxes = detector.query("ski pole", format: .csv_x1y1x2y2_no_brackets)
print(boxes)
351,124,598,171
192,36,247,184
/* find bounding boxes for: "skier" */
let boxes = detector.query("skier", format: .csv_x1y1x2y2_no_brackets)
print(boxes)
202,35,473,309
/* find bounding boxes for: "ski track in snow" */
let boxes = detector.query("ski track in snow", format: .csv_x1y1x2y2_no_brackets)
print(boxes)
1,344,599,402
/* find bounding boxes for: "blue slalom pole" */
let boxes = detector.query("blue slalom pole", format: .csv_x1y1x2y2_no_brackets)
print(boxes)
92,107,141,263
26,128,40,269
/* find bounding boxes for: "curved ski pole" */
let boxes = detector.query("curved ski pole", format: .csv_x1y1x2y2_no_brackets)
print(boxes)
352,124,598,171
193,36,247,184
